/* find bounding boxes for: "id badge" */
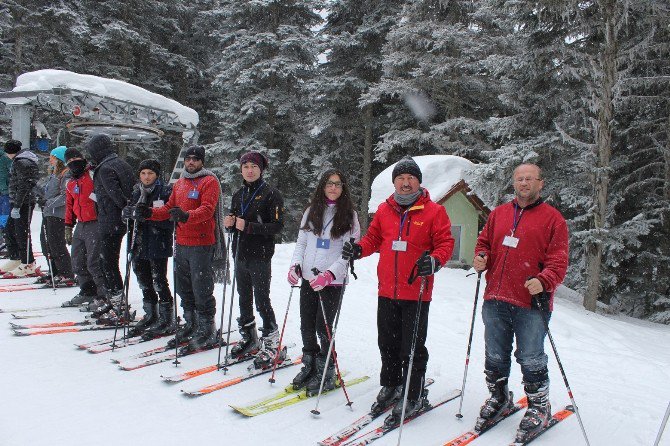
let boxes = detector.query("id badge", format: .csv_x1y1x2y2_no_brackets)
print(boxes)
73,186,80,194
153,200,164,208
316,238,330,249
187,190,199,199
391,240,408,252
503,235,519,248
89,192,97,202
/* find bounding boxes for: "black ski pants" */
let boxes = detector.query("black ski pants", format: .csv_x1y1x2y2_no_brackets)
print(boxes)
132,257,172,305
5,202,34,264
377,296,430,401
299,281,341,357
235,257,277,333
175,244,215,317
40,216,73,278
99,231,124,293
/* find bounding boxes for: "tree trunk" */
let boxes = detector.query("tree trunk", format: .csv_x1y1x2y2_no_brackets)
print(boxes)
584,0,617,312
359,105,373,232
665,111,670,201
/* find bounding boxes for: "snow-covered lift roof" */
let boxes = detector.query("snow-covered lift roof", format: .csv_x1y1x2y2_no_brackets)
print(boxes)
369,155,476,212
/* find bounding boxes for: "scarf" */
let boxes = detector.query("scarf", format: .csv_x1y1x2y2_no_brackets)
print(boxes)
182,168,229,284
394,188,422,207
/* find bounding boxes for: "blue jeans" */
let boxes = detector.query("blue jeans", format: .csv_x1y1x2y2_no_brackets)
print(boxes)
482,299,550,383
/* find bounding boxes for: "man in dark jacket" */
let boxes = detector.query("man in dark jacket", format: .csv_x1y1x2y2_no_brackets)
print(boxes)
132,145,226,352
342,156,454,425
85,134,135,316
121,159,175,337
223,151,284,360
1,140,40,278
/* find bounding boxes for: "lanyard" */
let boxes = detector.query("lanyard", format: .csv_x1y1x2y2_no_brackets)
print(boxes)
511,204,524,236
241,181,265,217
398,211,410,240
188,178,202,190
321,215,335,236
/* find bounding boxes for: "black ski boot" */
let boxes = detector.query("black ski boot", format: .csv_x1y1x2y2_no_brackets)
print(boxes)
291,352,317,390
181,312,218,354
167,309,196,348
305,354,336,397
91,290,123,318
142,302,177,340
62,293,96,308
128,302,158,337
371,385,403,415
516,380,551,442
96,306,136,326
475,371,513,431
384,388,429,427
229,318,260,358
252,323,284,370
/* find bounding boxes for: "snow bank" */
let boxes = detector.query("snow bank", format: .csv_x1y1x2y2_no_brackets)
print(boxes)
4,69,198,127
369,155,476,212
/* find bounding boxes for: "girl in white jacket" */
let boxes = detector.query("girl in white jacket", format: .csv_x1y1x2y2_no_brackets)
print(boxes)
287,168,360,393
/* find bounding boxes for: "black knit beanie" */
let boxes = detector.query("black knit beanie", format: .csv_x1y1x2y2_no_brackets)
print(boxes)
138,159,161,177
391,156,422,183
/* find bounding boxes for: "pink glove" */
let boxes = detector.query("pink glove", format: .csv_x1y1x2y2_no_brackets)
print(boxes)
309,271,335,291
287,264,302,286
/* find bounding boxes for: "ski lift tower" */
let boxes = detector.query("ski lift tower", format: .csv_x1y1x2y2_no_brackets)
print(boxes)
0,69,199,183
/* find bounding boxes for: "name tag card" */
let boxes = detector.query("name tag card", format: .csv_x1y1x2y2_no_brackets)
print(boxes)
187,190,199,199
73,186,80,194
316,238,330,249
503,235,519,248
392,240,408,252
153,200,164,208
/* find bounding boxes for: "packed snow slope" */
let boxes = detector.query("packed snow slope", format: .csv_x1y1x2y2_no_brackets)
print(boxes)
1,215,669,446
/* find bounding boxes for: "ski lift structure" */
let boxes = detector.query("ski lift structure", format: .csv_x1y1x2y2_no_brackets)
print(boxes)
0,70,199,184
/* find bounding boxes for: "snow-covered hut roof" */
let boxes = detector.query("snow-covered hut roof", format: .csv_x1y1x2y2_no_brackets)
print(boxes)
3,69,198,127
369,155,476,212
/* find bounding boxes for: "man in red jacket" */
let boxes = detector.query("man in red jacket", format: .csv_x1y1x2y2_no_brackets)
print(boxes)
343,156,454,425
473,163,568,439
132,145,226,353
61,148,107,308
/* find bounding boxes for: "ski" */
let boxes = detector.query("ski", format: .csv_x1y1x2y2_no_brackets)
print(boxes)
318,379,435,446
117,342,243,371
13,323,137,336
509,405,575,445
231,376,370,417
441,397,528,446
342,389,462,446
111,335,239,364
87,333,174,353
1,305,66,314
76,335,119,349
181,356,303,397
0,282,76,292
10,320,92,329
12,312,68,319
161,341,296,383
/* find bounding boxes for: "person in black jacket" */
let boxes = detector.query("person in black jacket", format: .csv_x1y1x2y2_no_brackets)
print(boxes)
85,134,135,318
224,151,284,361
120,159,175,335
1,140,40,278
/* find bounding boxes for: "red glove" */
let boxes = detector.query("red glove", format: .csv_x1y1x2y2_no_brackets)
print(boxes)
309,270,334,291
287,264,302,286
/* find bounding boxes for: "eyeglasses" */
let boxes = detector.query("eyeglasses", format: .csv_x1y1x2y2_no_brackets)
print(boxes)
184,156,201,162
514,177,541,183
326,181,343,188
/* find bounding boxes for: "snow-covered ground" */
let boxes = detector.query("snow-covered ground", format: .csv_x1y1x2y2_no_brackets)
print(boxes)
2,214,669,445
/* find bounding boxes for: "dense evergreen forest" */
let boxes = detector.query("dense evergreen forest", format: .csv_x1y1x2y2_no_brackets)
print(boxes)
1,0,668,324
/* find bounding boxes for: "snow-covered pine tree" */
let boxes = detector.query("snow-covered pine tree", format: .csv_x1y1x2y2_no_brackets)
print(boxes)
207,0,323,236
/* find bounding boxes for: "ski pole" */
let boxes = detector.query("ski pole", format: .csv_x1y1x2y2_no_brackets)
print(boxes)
269,280,298,383
112,217,137,351
311,237,356,415
216,230,231,366
396,258,428,446
221,225,241,373
171,226,180,366
654,401,670,446
41,220,57,293
532,292,591,446
456,253,486,419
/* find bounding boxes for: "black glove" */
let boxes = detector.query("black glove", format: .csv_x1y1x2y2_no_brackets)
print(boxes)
168,206,189,223
342,241,362,261
531,292,551,312
121,205,133,220
131,203,152,222
416,253,441,276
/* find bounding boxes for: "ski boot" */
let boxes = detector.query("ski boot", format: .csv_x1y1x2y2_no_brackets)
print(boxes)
384,387,429,427
251,324,285,370
3,262,41,278
305,354,336,397
53,275,76,287
371,385,403,415
291,352,316,390
96,306,136,326
142,302,177,340
128,302,158,337
475,371,514,431
167,309,196,348
62,293,96,308
228,318,260,359
515,380,551,442
90,290,123,318
0,259,20,274
181,312,218,354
